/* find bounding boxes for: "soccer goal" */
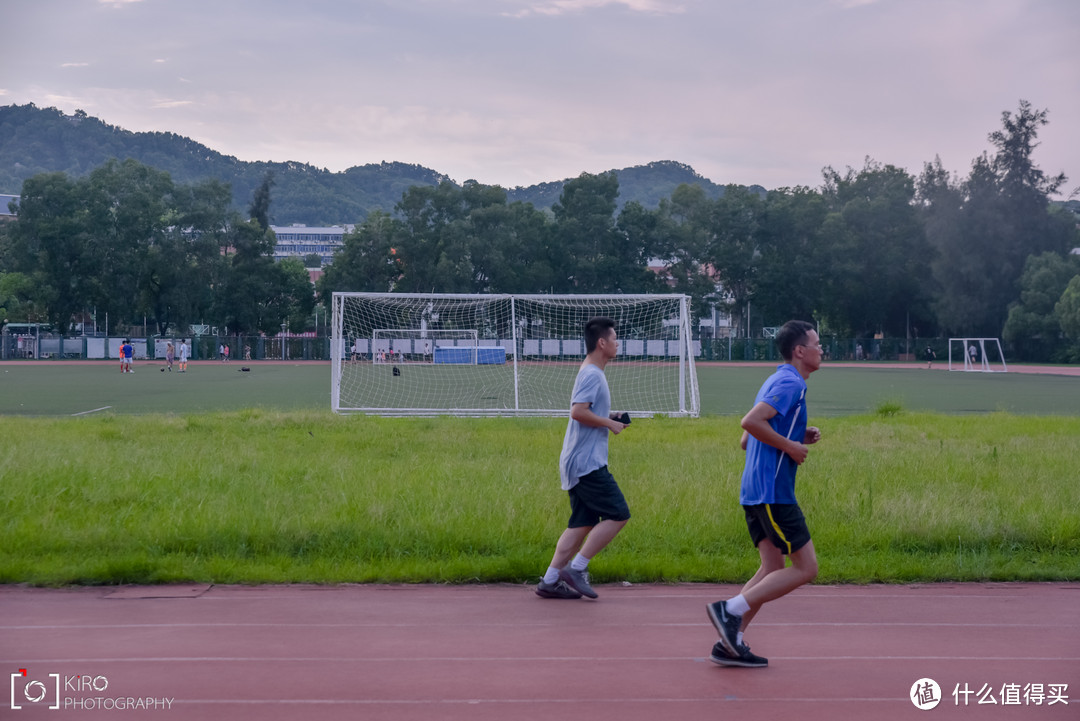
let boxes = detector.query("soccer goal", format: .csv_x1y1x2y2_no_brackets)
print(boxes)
331,293,700,417
948,337,1008,372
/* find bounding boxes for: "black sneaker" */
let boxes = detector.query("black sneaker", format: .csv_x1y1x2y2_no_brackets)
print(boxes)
559,565,598,599
706,600,742,655
710,641,768,668
535,579,582,599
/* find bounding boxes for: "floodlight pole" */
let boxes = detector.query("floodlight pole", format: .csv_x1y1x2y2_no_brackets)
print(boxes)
281,322,287,361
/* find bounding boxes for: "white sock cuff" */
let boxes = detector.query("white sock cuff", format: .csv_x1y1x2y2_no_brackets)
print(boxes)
727,594,750,617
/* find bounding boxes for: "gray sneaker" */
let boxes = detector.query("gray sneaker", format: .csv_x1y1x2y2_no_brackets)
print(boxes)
706,600,742,655
709,640,768,668
559,565,598,598
535,579,582,599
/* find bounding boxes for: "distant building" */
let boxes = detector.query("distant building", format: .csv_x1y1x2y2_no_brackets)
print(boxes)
271,224,354,266
0,193,18,220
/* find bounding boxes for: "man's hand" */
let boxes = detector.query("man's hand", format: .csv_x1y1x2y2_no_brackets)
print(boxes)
804,426,821,445
786,441,809,465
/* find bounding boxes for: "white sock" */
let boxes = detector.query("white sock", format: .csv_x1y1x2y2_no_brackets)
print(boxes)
726,594,750,617
570,553,590,572
736,631,745,647
542,567,560,585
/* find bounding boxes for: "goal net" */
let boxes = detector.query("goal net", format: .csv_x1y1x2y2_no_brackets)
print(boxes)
372,328,479,364
948,337,1008,372
332,293,700,417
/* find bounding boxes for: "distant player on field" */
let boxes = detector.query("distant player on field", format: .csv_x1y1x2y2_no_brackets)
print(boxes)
179,339,189,372
707,320,823,667
121,339,134,373
535,316,630,601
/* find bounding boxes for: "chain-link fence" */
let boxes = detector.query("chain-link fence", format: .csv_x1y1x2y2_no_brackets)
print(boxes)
0,333,333,361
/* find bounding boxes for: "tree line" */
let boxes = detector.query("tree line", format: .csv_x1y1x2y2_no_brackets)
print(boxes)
319,101,1079,360
1,164,314,336
2,100,1078,360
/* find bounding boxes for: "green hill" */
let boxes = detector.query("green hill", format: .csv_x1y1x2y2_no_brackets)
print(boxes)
0,104,759,224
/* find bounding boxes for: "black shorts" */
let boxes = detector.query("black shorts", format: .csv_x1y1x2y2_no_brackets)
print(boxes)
567,466,631,527
743,503,811,555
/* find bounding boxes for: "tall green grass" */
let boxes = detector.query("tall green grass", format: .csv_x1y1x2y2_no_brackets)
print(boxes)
1,411,1076,585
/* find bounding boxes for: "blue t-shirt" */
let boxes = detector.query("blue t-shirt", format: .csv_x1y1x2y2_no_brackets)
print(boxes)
558,363,611,490
740,364,807,505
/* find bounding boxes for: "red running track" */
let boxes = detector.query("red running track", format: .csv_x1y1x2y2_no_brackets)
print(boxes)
2,582,1077,720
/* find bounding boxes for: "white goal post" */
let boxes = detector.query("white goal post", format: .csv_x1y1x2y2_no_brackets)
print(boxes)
332,293,700,417
948,337,1008,372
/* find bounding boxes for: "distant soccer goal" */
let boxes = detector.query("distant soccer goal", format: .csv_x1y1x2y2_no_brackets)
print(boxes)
331,293,700,417
948,338,1008,372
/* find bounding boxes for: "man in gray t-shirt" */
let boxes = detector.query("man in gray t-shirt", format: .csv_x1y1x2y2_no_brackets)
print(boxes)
535,317,630,601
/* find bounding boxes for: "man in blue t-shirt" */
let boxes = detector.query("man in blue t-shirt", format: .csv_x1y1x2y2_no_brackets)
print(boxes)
707,320,823,667
121,340,134,373
535,317,630,601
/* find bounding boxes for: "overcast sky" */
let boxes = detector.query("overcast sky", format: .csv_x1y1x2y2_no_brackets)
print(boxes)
3,0,1078,195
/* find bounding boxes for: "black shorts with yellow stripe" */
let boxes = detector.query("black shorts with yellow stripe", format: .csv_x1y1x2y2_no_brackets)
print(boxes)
743,503,811,555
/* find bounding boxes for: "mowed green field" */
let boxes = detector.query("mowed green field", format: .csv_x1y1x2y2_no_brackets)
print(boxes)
2,360,1080,416
1,361,1078,586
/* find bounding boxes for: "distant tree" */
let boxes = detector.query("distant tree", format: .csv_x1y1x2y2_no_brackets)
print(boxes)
8,172,98,330
248,171,275,230
706,184,766,333
393,181,475,292
819,161,933,336
0,271,35,323
922,101,1075,336
1003,252,1080,360
215,181,314,334
1054,275,1080,354
753,186,830,331
270,257,317,332
466,197,556,293
551,172,622,292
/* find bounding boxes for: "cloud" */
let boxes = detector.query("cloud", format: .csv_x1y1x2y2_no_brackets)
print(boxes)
61,62,90,68
505,0,682,18
0,89,8,97
98,0,144,6
152,99,194,109
44,93,89,107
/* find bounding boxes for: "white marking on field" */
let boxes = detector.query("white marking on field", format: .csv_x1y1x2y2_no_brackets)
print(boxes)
71,406,112,416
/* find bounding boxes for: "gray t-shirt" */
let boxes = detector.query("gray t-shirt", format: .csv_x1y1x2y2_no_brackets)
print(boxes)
558,363,611,490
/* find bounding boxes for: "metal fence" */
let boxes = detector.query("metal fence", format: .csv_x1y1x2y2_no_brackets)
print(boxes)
0,334,333,361
4,331,945,364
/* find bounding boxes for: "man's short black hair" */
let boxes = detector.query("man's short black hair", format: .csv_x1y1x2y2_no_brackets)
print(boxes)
776,320,815,361
584,316,616,354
